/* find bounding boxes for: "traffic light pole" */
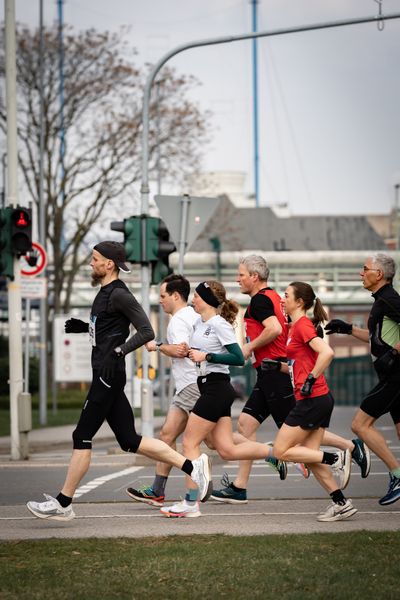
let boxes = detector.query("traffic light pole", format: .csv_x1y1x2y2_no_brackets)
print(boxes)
140,10,400,433
5,0,28,459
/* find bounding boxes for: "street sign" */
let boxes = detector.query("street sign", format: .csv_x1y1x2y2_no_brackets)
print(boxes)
21,277,47,299
20,241,47,277
154,194,220,251
53,316,136,404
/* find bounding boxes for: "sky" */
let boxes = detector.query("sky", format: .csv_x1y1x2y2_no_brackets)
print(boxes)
4,0,400,215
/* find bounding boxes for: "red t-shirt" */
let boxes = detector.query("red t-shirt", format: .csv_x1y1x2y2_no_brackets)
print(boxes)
244,288,288,368
286,315,329,401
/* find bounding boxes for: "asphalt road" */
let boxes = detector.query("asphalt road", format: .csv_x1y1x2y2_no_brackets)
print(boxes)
0,406,399,539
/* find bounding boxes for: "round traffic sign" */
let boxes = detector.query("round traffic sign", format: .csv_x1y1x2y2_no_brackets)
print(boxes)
21,241,47,277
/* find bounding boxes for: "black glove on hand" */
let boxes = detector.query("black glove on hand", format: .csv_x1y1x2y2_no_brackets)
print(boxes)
100,349,124,383
261,358,282,372
300,373,316,396
374,348,398,376
65,318,89,334
324,319,352,335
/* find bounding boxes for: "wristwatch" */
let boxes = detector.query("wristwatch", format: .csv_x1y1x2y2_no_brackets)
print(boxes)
114,346,124,358
205,353,213,362
156,341,163,351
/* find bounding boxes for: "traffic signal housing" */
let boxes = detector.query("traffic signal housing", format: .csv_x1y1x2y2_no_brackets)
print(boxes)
110,215,175,283
0,206,32,279
148,218,176,285
111,216,142,263
11,207,32,256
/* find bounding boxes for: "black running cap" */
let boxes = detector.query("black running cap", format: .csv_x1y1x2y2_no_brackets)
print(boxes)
93,241,131,273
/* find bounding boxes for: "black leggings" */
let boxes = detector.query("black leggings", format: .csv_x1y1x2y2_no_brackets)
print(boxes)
72,370,142,453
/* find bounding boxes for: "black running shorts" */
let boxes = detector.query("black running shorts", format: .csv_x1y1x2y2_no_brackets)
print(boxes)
285,393,334,430
192,373,237,423
242,369,295,427
360,372,400,421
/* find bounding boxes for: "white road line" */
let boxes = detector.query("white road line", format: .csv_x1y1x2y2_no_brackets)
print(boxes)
74,466,143,498
3,509,399,521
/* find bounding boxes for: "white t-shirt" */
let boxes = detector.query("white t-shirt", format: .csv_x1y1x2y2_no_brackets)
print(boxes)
190,314,237,375
167,306,198,394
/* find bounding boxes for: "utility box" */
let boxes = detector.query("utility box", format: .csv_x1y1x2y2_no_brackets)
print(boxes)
18,392,32,432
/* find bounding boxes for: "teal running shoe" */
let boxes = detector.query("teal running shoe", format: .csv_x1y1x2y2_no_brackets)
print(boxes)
210,473,248,504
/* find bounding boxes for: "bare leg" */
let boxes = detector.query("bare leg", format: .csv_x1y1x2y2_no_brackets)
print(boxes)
61,449,91,497
322,430,353,452
233,413,260,488
310,463,340,494
137,436,188,469
211,417,274,461
395,421,400,441
274,424,325,463
155,407,188,477
182,413,217,490
352,409,400,471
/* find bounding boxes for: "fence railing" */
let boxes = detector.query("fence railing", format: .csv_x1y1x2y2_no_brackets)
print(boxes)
230,355,377,407
327,355,377,406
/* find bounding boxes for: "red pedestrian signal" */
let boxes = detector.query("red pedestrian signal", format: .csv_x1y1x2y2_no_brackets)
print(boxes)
11,207,32,255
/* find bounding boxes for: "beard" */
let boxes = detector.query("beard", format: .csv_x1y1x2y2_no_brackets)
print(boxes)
91,272,103,287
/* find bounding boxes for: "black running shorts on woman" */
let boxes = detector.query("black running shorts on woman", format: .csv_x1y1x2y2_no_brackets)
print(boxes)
192,373,237,422
285,393,334,430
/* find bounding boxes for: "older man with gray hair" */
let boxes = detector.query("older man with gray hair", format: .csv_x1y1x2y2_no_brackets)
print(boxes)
325,252,400,506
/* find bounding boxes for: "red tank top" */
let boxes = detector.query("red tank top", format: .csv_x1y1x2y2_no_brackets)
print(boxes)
244,288,288,368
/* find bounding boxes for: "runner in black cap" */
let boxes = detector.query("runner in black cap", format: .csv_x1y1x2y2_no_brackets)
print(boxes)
26,242,211,521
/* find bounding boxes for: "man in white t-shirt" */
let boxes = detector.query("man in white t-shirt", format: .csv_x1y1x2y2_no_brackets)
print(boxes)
126,274,199,506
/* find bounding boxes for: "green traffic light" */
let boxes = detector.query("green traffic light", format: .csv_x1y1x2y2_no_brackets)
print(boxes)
124,217,142,263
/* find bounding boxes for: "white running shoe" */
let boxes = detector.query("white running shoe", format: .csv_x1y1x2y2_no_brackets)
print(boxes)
331,449,352,489
26,494,75,521
160,500,201,518
190,453,212,502
317,499,358,522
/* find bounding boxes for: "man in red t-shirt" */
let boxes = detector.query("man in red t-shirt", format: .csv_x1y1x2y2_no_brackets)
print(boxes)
211,255,297,504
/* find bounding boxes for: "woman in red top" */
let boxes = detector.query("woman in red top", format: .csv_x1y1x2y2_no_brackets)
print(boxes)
271,282,358,522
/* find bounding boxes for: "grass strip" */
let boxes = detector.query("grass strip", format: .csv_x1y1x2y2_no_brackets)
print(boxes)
0,532,398,599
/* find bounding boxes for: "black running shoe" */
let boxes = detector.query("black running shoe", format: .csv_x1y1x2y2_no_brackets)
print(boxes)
351,438,371,478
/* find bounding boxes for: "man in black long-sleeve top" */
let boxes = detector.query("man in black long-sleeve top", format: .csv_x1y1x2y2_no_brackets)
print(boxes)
325,252,400,506
27,241,211,521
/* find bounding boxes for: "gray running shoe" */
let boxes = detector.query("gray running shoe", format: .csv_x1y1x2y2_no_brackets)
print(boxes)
191,453,212,502
26,494,75,521
317,499,358,522
331,449,352,489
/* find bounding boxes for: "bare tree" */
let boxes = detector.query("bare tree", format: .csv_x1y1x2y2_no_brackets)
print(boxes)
0,24,210,311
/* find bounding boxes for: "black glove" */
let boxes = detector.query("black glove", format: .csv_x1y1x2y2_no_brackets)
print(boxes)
300,373,316,396
374,348,398,376
65,318,89,334
261,358,282,372
100,349,124,383
324,319,352,335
